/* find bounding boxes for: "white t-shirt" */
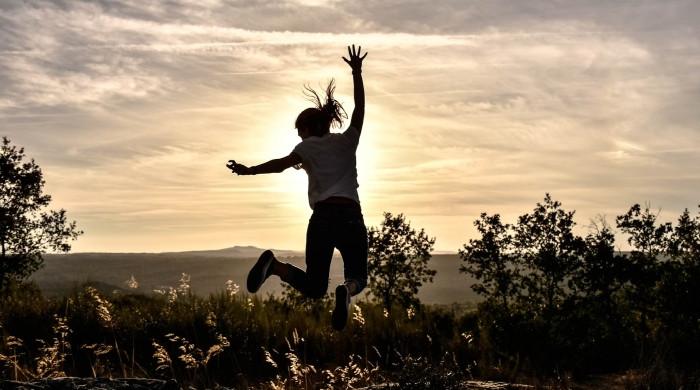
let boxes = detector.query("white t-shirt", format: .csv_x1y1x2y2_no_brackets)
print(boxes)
292,126,361,209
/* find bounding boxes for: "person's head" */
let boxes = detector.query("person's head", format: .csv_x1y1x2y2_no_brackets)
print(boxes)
295,79,347,139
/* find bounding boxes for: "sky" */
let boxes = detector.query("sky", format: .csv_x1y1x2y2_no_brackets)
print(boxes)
1,0,699,253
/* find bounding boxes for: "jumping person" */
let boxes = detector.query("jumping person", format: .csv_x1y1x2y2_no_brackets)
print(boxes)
227,45,367,330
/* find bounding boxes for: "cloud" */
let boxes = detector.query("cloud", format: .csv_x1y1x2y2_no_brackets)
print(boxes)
1,0,699,252
0,2,486,112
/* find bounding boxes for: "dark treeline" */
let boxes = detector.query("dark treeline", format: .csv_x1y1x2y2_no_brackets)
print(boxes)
460,194,700,385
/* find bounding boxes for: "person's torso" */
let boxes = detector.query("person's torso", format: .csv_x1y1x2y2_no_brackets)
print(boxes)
295,132,360,209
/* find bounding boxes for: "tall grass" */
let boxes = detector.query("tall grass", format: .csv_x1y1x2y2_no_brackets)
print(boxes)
0,280,477,388
2,279,697,388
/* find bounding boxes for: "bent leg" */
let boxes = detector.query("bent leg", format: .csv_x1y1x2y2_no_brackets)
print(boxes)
279,213,334,299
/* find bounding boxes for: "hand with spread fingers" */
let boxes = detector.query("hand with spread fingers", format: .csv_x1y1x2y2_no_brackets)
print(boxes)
342,44,367,73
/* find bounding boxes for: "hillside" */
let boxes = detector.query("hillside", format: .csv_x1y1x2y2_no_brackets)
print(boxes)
31,248,481,305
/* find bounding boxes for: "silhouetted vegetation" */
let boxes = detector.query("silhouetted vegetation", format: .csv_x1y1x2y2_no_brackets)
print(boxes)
460,194,700,387
2,195,700,388
0,137,82,289
368,212,436,312
0,281,478,389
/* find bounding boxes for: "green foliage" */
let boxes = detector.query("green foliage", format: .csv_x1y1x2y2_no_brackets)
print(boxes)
367,212,436,312
0,137,82,288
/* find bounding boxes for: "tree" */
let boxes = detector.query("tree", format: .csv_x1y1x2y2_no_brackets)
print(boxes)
614,203,672,361
615,203,671,311
568,219,638,371
0,137,82,288
513,194,586,314
572,218,632,306
367,212,435,312
616,203,671,260
668,206,700,265
459,213,519,307
654,207,700,363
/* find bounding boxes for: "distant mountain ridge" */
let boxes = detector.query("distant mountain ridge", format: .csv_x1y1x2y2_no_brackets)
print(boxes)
68,245,304,259
68,246,458,258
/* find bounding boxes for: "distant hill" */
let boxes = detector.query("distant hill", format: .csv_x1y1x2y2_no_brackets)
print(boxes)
31,248,480,305
71,245,304,259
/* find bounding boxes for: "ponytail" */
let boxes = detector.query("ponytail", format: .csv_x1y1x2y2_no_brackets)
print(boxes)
296,79,347,136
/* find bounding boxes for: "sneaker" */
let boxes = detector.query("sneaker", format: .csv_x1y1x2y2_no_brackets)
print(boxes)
247,250,275,293
332,284,350,330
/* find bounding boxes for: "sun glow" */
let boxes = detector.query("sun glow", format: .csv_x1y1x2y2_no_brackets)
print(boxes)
255,107,382,214
256,111,311,218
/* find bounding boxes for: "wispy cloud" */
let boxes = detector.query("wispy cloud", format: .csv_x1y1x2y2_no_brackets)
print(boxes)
1,0,699,251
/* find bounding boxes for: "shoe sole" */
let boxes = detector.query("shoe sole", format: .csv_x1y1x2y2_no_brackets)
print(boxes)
332,285,349,330
247,250,274,293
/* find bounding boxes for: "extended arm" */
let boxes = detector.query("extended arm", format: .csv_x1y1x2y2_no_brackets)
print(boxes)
227,152,302,175
343,45,367,133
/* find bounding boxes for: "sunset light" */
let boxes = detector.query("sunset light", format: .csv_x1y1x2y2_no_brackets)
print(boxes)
2,1,699,253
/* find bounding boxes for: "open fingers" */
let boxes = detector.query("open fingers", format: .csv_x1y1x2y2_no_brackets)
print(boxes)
348,45,366,58
345,44,366,64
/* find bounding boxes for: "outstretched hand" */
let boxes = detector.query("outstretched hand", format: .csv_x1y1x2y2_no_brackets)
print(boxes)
227,160,253,175
342,44,367,72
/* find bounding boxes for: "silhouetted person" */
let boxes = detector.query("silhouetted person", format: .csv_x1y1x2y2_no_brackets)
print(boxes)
227,45,367,330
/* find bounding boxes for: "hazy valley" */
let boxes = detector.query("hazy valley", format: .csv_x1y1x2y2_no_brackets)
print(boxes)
31,246,482,305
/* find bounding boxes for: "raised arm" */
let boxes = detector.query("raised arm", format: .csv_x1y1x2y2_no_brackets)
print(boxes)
227,152,302,176
343,44,367,134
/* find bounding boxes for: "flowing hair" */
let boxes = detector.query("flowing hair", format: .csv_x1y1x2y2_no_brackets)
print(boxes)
295,79,347,137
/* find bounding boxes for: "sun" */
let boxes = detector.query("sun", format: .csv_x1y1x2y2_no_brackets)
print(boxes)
256,106,382,216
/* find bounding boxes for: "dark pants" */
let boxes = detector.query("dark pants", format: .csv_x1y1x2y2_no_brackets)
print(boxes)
282,202,368,299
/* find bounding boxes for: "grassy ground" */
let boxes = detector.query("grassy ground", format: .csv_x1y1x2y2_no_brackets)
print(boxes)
0,282,695,389
0,281,481,388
